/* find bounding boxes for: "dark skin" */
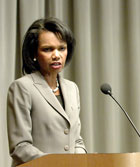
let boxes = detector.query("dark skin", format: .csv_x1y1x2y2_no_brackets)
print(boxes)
36,31,68,95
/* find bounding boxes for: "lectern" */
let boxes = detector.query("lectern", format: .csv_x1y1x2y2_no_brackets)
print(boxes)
17,152,140,167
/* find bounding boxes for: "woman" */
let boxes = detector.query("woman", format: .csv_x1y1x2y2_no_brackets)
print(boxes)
7,17,86,167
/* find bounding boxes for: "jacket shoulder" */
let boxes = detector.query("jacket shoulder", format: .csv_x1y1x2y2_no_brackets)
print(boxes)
59,77,79,94
60,77,78,87
8,74,33,90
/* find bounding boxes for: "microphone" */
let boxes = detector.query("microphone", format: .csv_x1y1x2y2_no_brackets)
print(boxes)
100,83,140,138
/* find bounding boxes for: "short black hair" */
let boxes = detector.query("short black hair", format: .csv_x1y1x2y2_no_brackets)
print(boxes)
22,17,76,74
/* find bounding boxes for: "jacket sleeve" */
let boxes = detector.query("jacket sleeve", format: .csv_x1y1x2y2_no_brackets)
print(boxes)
7,81,46,165
75,120,87,153
74,83,87,153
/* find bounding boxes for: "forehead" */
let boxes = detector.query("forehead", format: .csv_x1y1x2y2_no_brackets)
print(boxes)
38,31,66,46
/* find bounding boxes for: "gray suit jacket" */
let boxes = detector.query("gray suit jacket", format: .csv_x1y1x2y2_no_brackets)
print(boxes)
7,71,86,166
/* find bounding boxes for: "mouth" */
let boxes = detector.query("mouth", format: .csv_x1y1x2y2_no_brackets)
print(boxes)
50,62,62,69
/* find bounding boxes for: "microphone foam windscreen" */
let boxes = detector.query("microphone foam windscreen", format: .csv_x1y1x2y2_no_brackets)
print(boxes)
100,83,112,95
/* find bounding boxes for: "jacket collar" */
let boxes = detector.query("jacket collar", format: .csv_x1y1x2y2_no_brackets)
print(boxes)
31,71,71,124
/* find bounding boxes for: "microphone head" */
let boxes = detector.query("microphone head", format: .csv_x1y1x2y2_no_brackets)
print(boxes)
100,83,112,95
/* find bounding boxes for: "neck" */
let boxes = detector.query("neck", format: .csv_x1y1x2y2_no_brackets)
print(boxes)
40,70,59,93
44,73,59,90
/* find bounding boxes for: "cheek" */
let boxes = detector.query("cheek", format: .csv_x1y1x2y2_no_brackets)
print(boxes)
38,55,46,62
63,51,68,64
37,54,50,67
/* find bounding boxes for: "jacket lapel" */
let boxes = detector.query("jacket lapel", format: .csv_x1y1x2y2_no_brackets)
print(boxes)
59,76,72,120
31,72,70,124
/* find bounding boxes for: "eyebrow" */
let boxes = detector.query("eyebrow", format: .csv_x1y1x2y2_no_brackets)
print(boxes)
41,44,67,48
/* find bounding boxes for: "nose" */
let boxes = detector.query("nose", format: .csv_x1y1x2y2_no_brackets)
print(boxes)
52,50,60,60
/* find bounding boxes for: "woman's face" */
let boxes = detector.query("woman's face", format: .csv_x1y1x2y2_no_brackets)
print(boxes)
37,31,67,76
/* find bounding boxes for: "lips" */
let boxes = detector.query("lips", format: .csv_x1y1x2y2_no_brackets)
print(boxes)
51,62,62,69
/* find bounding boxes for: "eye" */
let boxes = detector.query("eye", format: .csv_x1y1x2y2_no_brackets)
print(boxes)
59,46,67,51
42,47,53,52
